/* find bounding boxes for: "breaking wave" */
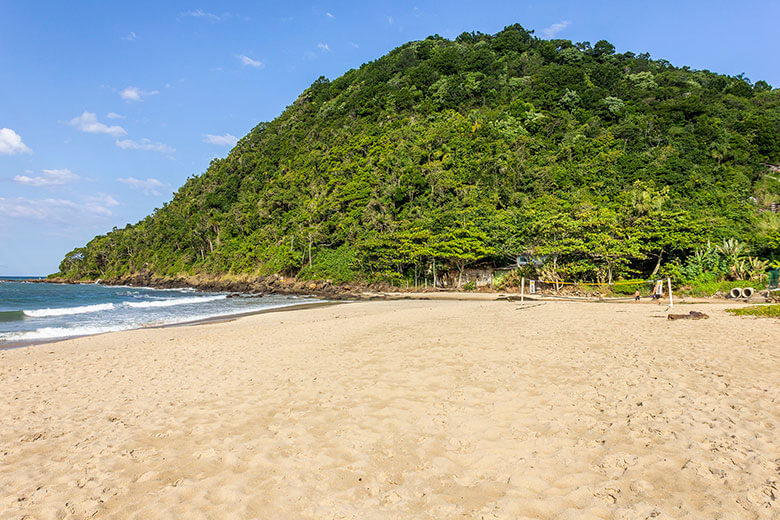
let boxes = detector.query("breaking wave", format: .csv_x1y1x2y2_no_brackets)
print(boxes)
122,295,226,309
23,303,116,318
0,325,125,342
0,310,25,322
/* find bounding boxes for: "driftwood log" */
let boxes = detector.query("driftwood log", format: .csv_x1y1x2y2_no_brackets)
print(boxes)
667,311,709,320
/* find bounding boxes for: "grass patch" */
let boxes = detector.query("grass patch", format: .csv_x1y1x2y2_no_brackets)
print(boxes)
726,305,780,319
685,277,766,298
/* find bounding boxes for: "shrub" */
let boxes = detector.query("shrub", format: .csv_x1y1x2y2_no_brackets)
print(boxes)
297,246,357,283
612,279,646,295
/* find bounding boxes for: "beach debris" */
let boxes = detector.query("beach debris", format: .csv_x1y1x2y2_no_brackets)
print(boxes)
515,303,546,310
667,311,709,320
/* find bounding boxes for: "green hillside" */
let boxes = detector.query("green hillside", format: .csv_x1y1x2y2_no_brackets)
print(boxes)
57,24,780,287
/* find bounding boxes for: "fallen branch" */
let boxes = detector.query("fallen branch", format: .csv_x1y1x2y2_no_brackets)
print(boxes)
667,311,709,320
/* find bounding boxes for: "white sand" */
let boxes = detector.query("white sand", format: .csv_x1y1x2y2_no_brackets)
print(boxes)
1,300,778,519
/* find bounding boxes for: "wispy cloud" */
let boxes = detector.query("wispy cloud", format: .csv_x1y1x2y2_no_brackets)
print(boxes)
0,196,116,221
116,177,169,196
238,54,263,68
69,112,127,137
86,193,119,215
121,31,137,41
387,16,394,24
326,12,335,19
542,20,571,38
203,133,238,146
317,42,330,52
120,86,159,102
0,128,32,155
115,138,174,154
14,168,80,187
106,112,125,120
180,9,220,21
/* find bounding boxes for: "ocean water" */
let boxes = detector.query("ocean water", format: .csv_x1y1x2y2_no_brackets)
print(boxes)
0,278,319,345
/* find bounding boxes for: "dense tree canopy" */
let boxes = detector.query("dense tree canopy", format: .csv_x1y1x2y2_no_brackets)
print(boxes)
57,24,780,286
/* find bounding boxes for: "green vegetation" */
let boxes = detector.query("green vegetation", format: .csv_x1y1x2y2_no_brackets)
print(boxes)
668,239,776,295
727,305,780,319
56,25,780,288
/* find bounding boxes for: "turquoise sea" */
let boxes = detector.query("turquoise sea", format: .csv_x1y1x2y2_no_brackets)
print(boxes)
0,277,318,345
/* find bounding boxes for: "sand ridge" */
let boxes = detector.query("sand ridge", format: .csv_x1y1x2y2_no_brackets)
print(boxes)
1,300,778,519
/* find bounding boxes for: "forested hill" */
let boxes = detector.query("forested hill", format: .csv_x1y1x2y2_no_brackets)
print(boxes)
58,24,780,286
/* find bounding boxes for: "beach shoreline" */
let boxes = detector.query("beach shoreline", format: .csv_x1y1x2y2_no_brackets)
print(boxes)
0,287,758,351
0,288,743,351
0,300,343,351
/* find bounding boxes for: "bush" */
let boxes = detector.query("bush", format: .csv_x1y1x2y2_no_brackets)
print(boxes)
612,279,646,295
494,269,522,290
297,246,357,283
463,280,476,291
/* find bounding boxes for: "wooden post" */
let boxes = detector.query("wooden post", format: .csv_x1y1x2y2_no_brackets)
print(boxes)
667,278,674,308
521,277,525,303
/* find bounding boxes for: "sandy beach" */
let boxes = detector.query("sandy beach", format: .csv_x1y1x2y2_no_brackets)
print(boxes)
1,298,778,519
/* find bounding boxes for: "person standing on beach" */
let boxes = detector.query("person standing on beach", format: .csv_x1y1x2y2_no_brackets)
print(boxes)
652,280,664,303
634,289,641,302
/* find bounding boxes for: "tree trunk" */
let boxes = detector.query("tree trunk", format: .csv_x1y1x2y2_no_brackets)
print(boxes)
650,249,664,277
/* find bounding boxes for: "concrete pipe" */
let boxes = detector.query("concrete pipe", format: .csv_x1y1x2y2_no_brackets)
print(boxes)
742,287,755,299
729,287,743,299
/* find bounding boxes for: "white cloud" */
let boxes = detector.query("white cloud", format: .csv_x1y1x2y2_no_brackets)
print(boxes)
181,9,221,21
0,128,32,155
120,86,159,102
86,193,120,214
0,196,115,221
122,31,137,41
318,42,330,52
13,168,80,187
117,177,169,196
542,20,571,38
387,16,394,24
326,12,334,18
203,133,238,146
115,138,174,154
239,55,263,68
68,112,127,137
106,112,125,119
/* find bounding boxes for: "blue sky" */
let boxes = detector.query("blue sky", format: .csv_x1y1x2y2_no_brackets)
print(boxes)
1,1,778,276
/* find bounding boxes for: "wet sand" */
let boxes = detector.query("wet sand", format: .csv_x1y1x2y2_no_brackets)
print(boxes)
1,299,778,519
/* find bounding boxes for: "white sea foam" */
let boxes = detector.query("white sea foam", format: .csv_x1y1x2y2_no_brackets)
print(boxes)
1,299,322,344
0,325,125,342
123,295,226,308
23,303,115,318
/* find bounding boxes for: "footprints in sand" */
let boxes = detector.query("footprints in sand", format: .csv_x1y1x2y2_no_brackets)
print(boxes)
1,301,778,519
